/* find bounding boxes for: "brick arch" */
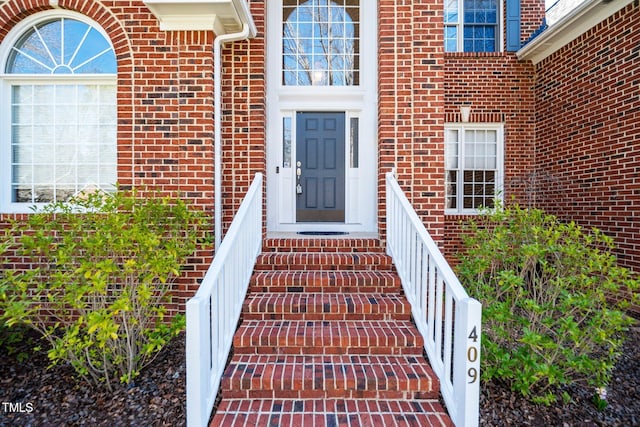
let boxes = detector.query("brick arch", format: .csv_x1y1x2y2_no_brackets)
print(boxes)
1,1,132,66
0,3,46,39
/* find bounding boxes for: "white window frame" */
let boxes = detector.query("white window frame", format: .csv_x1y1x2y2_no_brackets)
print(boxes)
282,0,361,87
266,0,378,233
445,123,504,214
445,0,505,52
0,10,117,214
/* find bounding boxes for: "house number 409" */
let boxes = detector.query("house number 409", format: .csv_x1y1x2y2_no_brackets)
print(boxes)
467,326,479,384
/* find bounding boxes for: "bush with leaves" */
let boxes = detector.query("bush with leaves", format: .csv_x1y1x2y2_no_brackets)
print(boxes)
0,190,210,390
457,204,638,405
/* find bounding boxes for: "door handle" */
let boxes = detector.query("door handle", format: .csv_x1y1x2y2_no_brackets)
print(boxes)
296,161,302,195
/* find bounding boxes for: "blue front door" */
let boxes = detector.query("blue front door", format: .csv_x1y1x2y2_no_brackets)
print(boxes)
296,112,346,222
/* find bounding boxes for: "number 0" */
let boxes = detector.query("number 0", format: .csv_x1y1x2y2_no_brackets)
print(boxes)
467,346,478,363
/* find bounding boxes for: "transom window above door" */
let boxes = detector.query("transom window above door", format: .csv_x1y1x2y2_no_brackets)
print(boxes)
283,0,360,86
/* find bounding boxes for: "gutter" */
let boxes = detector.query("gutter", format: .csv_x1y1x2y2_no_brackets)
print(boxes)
213,0,256,250
214,24,251,251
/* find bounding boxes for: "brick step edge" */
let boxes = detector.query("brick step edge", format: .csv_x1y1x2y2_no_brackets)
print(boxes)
242,293,411,321
212,398,454,427
255,253,395,271
249,271,402,294
233,320,424,355
221,354,439,400
263,238,385,253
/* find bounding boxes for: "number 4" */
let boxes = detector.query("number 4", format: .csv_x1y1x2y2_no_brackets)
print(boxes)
468,326,478,343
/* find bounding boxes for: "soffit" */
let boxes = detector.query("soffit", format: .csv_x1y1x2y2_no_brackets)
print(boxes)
144,0,257,36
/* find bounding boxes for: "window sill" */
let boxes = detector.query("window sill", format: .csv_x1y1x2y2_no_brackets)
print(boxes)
445,210,483,216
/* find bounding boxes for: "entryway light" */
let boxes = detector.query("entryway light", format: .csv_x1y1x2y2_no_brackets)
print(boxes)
460,105,472,122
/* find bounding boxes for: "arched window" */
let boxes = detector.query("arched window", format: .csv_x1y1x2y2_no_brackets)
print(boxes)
1,12,117,212
283,0,359,86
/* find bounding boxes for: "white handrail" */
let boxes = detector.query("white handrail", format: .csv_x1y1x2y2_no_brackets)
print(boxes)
186,173,263,427
385,171,482,427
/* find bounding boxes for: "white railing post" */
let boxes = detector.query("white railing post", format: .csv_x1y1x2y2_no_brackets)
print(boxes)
186,173,263,427
385,171,481,427
452,298,482,427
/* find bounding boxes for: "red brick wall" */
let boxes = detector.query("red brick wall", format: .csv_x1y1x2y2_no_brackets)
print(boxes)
378,0,445,243
439,0,544,258
533,3,640,271
443,53,537,261
221,2,267,232
520,0,546,45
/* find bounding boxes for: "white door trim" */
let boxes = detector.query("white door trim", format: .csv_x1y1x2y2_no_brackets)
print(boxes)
265,1,378,233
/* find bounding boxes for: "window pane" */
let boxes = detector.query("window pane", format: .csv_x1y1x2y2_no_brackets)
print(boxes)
463,130,497,170
446,170,458,209
456,0,498,53
445,26,458,52
445,0,459,23
6,18,116,74
350,117,359,168
445,128,459,170
10,84,116,204
463,170,495,209
283,0,360,86
283,117,292,168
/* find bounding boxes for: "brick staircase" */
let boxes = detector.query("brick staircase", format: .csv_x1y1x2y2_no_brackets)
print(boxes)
211,238,453,426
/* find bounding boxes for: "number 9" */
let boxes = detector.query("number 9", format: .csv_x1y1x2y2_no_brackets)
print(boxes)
468,367,478,384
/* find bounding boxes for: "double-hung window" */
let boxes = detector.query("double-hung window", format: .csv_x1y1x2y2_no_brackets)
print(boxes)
0,12,117,213
445,0,499,52
445,124,504,213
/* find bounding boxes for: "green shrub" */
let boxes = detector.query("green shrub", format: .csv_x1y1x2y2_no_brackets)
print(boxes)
0,323,34,363
0,230,32,362
1,189,210,390
457,204,638,405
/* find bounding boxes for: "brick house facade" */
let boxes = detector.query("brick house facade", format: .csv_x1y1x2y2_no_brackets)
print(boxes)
519,1,640,271
0,0,637,313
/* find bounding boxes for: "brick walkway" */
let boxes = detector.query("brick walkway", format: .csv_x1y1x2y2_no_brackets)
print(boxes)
211,238,453,426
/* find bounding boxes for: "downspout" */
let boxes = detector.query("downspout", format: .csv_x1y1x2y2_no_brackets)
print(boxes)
214,23,250,251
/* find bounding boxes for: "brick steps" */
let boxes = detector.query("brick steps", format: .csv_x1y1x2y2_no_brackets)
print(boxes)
263,237,384,253
249,271,401,294
242,293,411,321
255,253,394,271
212,399,452,427
212,238,451,426
221,355,439,400
233,320,423,355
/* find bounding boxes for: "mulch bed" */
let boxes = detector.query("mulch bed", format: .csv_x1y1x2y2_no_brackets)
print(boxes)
1,325,638,427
